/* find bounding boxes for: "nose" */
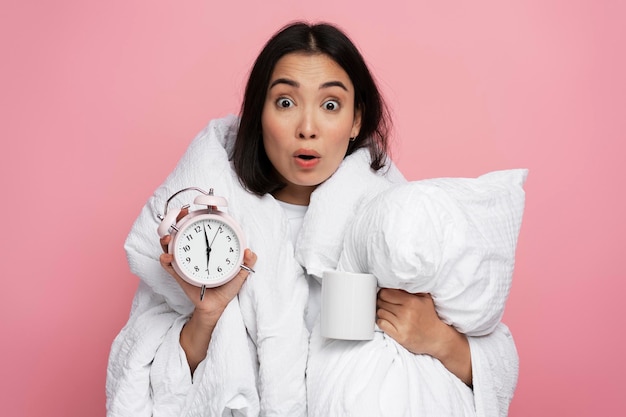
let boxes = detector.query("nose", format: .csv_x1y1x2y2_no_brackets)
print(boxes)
297,110,317,139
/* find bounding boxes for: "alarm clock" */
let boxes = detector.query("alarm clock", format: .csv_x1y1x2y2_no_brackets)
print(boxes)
157,187,248,295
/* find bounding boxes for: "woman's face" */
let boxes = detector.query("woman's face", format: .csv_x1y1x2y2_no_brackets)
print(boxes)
262,52,361,205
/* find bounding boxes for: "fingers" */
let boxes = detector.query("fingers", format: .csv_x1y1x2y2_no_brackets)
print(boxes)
160,235,170,253
159,253,178,278
160,251,199,291
376,317,397,336
176,207,189,222
243,248,258,268
378,288,418,303
376,308,398,331
376,289,406,318
376,289,401,332
376,290,434,330
378,288,432,304
231,249,258,285
159,252,174,270
377,288,404,304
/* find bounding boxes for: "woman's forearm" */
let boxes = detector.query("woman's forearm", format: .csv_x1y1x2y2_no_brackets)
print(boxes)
179,309,221,374
431,324,473,387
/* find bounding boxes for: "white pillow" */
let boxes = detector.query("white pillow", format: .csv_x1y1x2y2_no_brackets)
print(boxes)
337,169,528,336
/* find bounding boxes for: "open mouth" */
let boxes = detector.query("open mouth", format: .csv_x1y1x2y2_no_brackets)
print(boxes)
294,149,321,165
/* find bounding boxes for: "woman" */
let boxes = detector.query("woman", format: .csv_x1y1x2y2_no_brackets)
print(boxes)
107,22,518,416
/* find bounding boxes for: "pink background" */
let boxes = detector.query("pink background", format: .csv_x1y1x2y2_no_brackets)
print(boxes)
1,1,624,416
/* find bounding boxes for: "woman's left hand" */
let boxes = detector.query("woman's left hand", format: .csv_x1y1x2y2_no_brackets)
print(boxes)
376,289,445,355
376,289,473,386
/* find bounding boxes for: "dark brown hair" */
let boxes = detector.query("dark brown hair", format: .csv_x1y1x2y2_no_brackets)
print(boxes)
232,21,391,196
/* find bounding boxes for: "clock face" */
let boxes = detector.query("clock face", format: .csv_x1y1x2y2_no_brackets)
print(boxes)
172,215,243,287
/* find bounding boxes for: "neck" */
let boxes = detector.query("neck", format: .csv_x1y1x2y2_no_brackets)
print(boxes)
272,185,315,206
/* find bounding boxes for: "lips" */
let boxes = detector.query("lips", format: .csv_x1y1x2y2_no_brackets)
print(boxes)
294,149,321,160
293,149,320,159
293,149,321,168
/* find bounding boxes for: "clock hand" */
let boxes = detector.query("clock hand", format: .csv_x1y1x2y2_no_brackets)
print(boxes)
207,226,221,275
210,226,221,248
204,223,211,274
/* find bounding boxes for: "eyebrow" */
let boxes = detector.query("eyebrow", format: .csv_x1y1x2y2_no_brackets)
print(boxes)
269,78,349,91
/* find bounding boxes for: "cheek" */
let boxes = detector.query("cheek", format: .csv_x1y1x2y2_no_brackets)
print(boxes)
324,112,357,136
325,120,354,150
327,137,351,167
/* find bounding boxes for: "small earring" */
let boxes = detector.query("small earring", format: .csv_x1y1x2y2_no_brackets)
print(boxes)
349,136,356,142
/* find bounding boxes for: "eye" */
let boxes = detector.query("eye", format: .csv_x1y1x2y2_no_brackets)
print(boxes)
276,97,294,108
323,100,340,111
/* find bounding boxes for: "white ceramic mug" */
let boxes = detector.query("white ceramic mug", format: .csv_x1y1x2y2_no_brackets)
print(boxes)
320,271,378,340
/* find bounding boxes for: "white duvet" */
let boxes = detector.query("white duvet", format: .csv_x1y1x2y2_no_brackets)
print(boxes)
107,115,522,417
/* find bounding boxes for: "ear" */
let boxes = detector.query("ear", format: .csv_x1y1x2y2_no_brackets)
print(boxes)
352,107,362,138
